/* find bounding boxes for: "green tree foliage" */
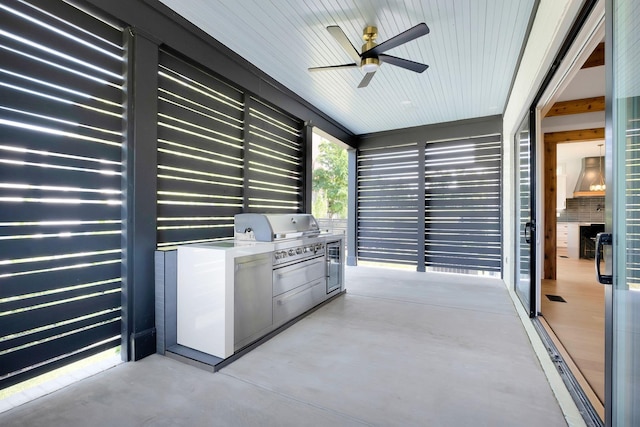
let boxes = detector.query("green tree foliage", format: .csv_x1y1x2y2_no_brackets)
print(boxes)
313,141,348,218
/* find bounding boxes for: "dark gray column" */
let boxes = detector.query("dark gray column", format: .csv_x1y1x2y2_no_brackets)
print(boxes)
417,143,426,272
242,95,252,212
303,125,313,213
122,28,159,361
347,149,358,266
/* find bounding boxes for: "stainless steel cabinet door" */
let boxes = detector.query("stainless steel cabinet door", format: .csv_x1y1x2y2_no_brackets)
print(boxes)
234,253,273,350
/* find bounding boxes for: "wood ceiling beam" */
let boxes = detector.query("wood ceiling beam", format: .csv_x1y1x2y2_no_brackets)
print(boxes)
582,42,605,68
544,127,604,144
545,96,605,117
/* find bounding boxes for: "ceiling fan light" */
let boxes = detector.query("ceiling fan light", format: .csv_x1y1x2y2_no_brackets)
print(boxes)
362,62,379,73
361,57,379,73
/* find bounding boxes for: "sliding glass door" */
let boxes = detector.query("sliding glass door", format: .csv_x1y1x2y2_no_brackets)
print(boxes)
604,0,640,424
515,110,536,317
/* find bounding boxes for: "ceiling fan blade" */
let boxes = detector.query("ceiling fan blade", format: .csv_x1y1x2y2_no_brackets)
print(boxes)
362,22,430,56
358,71,376,88
308,63,358,72
327,26,362,63
379,54,429,73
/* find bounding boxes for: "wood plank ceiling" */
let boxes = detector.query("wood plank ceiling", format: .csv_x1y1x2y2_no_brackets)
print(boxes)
158,0,536,135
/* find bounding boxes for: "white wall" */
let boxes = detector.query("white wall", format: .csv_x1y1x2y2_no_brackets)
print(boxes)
502,0,584,293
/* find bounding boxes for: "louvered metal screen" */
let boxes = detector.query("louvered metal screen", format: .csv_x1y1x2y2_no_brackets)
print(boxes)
0,0,123,389
357,144,419,266
246,97,304,213
424,134,502,274
156,51,245,247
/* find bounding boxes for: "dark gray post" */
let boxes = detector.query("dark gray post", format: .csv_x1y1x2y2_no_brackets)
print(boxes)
242,95,252,212
417,143,426,272
303,125,313,213
122,28,159,361
347,148,358,266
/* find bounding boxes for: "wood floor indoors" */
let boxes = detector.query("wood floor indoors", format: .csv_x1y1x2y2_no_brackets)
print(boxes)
541,253,605,417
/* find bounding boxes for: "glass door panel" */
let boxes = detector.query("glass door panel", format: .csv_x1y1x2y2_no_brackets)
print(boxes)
608,0,640,424
515,112,536,317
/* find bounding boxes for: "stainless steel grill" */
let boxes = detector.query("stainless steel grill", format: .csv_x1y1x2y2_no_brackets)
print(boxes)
234,213,326,266
234,213,320,242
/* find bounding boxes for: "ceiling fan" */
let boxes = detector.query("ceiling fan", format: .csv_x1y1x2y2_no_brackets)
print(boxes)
309,23,430,88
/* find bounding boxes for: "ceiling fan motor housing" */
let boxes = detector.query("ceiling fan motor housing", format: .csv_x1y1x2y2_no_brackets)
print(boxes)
361,25,379,70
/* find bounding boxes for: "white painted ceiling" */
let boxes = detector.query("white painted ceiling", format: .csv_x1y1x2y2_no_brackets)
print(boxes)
158,0,536,136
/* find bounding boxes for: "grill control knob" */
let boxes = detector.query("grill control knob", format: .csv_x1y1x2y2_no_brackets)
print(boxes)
296,248,302,254
288,249,295,256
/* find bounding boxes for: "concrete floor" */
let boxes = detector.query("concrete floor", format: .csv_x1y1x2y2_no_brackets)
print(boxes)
0,266,568,426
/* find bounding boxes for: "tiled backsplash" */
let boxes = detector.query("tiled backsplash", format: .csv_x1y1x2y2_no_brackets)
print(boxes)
557,196,605,223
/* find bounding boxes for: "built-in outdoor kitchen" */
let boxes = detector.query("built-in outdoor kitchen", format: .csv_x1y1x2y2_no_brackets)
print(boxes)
155,214,345,370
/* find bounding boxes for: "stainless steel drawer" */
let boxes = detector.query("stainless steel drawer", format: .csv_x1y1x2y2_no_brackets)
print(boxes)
272,257,325,296
273,279,325,326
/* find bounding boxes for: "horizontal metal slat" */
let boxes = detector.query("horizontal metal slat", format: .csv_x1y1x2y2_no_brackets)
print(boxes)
249,98,301,134
357,221,418,230
357,251,417,264
425,168,501,181
159,52,243,104
158,100,242,143
358,177,420,188
425,186,499,196
0,9,122,81
425,256,501,270
158,74,243,121
157,226,235,245
155,203,241,219
425,221,500,231
425,197,500,207
0,261,120,300
157,176,242,199
4,0,124,50
0,279,120,321
357,241,417,252
0,168,121,196
0,334,119,390
358,230,420,240
157,149,242,177
0,251,120,278
157,132,242,161
0,289,121,338
0,232,120,260
247,133,301,159
358,167,419,178
358,152,419,165
358,210,417,218
246,169,301,188
157,121,242,153
0,127,122,162
425,135,500,150
425,243,501,254
0,220,119,238
0,309,118,357
0,202,120,223
0,319,121,378
358,199,418,209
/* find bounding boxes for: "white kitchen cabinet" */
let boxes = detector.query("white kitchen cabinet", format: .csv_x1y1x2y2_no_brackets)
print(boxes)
176,240,274,359
567,223,580,258
557,222,568,248
557,174,567,210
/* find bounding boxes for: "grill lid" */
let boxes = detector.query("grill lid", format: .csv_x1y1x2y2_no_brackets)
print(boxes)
234,213,320,241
